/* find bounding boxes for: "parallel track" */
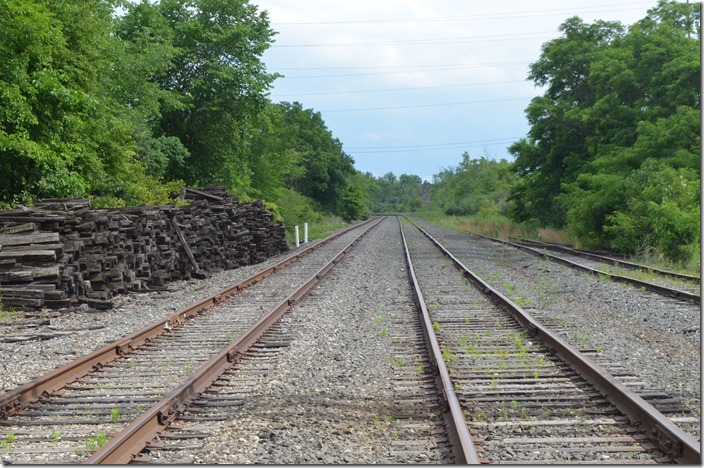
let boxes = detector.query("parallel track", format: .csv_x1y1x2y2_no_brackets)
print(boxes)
0,215,698,464
472,232,700,305
510,237,699,283
399,217,699,464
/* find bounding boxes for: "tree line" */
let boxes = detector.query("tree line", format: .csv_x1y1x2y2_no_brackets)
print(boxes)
383,0,698,267
1,0,699,265
0,0,369,225
508,0,700,264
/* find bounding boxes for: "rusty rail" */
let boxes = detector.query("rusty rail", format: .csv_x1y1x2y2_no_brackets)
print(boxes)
473,232,700,305
511,236,700,282
407,218,701,465
0,218,378,421
398,218,479,464
84,217,382,463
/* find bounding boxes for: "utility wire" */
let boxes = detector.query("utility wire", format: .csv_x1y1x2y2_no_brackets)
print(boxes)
271,32,555,48
321,96,531,113
271,80,527,97
277,63,532,79
347,137,520,150
271,1,656,25
272,60,531,71
346,137,520,153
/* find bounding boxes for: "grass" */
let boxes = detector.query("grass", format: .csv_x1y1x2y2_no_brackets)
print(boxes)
441,346,460,369
0,299,18,322
285,215,350,245
2,433,16,449
111,408,120,424
537,227,572,245
411,210,534,240
83,433,108,453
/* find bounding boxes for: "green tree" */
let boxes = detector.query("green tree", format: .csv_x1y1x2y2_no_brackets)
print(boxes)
508,17,624,227
144,0,278,193
432,154,514,217
338,184,366,222
0,0,139,203
372,172,428,213
559,1,699,252
509,0,699,263
272,102,355,213
246,103,305,201
112,0,189,180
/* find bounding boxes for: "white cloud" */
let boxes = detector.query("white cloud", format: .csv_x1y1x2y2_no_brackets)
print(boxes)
254,0,661,178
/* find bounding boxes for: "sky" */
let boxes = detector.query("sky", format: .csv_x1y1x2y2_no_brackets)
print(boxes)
252,0,664,182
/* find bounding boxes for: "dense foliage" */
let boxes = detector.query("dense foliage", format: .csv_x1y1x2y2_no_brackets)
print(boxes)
432,154,514,218
507,0,700,263
0,0,370,228
373,173,428,213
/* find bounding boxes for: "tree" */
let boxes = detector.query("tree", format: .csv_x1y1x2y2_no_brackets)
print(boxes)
137,0,278,193
508,0,700,263
272,102,355,213
431,154,514,217
0,0,139,203
507,16,624,227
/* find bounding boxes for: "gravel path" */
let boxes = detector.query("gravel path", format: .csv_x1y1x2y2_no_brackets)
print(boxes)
195,216,439,464
413,218,701,422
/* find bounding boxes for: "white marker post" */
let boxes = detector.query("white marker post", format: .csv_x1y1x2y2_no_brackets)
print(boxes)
304,223,308,243
295,225,300,248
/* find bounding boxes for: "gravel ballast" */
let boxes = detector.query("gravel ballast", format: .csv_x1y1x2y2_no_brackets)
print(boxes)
0,235,335,394
413,218,701,421
0,215,699,463
193,216,438,463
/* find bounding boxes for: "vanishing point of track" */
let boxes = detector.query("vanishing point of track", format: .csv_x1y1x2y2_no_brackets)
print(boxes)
0,216,699,464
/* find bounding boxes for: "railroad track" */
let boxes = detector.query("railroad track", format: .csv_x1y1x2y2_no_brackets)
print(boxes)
0,217,381,464
511,237,699,282
0,215,699,464
471,232,699,304
398,217,699,464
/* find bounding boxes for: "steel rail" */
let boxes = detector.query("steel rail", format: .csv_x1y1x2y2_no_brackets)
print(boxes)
397,218,479,464
406,217,700,465
0,218,378,421
84,217,383,464
472,232,700,305
511,236,700,282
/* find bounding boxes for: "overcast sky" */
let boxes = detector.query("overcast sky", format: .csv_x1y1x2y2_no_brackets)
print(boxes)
252,0,663,182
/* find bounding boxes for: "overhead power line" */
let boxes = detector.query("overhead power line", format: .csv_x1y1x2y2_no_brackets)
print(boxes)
321,96,531,113
271,79,527,97
346,137,521,153
276,62,532,79
271,31,555,48
272,60,532,71
271,1,656,25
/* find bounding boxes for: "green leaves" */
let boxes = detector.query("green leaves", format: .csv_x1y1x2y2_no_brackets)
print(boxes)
432,154,513,218
509,0,700,265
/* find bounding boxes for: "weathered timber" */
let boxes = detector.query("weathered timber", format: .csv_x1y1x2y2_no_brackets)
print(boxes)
0,232,60,246
0,223,38,234
0,187,287,310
